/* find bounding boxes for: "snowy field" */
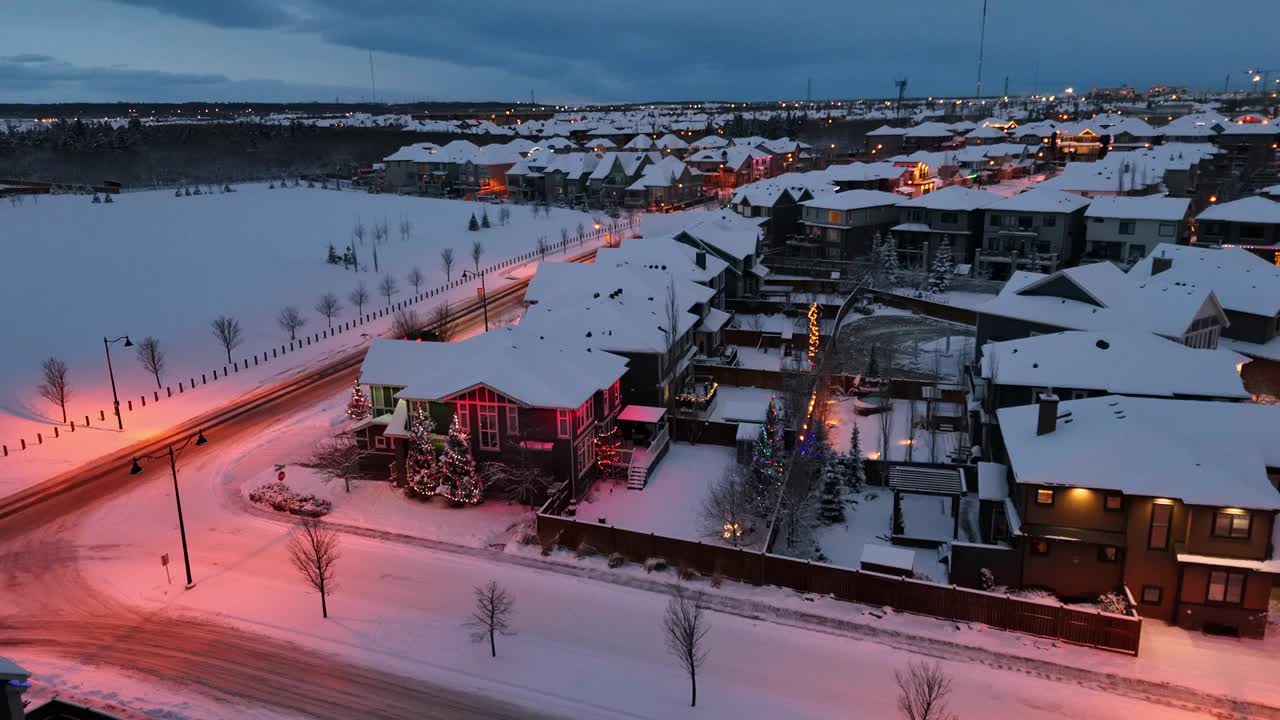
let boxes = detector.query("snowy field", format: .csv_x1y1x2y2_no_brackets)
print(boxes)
575,443,743,546
0,185,605,492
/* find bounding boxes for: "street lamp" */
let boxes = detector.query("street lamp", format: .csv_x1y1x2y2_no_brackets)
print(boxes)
131,429,208,589
461,269,488,332
103,335,132,430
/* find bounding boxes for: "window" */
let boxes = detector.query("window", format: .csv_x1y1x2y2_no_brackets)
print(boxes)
940,212,959,224
1042,215,1056,227
454,403,469,432
1141,585,1163,605
1036,488,1054,505
1105,492,1124,511
1119,221,1136,235
609,382,621,414
1207,570,1246,604
827,209,843,225
1203,221,1223,236
506,405,519,435
1031,539,1050,556
371,385,399,415
477,404,499,451
374,436,387,449
1098,546,1120,563
1149,501,1173,550
990,214,1005,227
1016,215,1034,230
574,398,594,432
1212,511,1251,539
1240,224,1265,240
575,434,596,477
556,409,572,438
1158,223,1176,237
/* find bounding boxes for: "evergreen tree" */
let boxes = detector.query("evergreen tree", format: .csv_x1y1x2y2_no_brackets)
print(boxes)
468,213,480,231
326,244,342,265
866,343,880,378
346,380,372,420
481,208,491,228
817,456,848,525
104,193,113,203
747,397,786,517
405,406,440,497
595,424,622,480
437,414,483,504
926,238,955,295
883,233,903,289
846,424,865,494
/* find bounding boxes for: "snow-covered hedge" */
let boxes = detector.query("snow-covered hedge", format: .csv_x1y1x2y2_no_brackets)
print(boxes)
249,481,332,518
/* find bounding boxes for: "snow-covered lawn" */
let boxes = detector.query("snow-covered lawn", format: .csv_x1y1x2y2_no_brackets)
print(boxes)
794,488,951,582
706,385,777,424
729,344,783,371
0,185,610,495
575,443,740,546
826,396,963,464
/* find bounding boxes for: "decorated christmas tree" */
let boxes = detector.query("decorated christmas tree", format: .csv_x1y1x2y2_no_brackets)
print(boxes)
405,406,439,497
846,423,865,494
817,455,848,525
926,237,955,295
437,414,483,504
748,396,786,517
346,380,371,420
595,424,622,480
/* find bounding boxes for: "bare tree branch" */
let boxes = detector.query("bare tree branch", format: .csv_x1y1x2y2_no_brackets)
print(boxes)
464,580,516,657
210,315,243,364
441,247,455,282
895,661,957,720
663,585,710,707
348,282,370,317
390,309,420,340
699,464,754,547
471,240,484,273
314,292,342,329
378,273,398,306
287,517,340,618
37,356,71,423
135,336,166,390
309,435,368,493
277,305,307,341
430,301,454,342
406,267,424,294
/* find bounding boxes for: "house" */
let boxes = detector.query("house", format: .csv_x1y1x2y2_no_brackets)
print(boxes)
901,122,958,153
654,133,691,156
1082,196,1191,267
730,181,815,250
825,161,933,195
964,125,1009,145
587,152,652,207
686,146,772,189
995,394,1280,637
894,186,1004,268
1196,196,1280,261
381,142,440,192
865,124,908,156
623,156,703,209
756,137,815,174
976,189,1091,279
356,329,628,493
799,189,903,260
1129,244,1280,354
975,261,1228,351
643,210,770,298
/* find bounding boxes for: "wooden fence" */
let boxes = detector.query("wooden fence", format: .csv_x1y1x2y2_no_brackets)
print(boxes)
536,514,1142,655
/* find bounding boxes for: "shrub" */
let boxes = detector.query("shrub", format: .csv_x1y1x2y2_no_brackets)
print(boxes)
1097,591,1129,616
248,481,332,518
608,552,625,569
575,542,600,559
978,568,996,592
644,557,668,573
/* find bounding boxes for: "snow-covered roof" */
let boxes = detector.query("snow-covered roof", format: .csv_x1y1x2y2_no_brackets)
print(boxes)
964,125,1008,140
382,142,440,162
998,396,1280,510
624,134,656,149
360,328,627,409
866,125,908,137
655,133,690,150
977,462,1009,502
1084,196,1190,222
825,162,908,183
1197,195,1280,225
1129,243,1280,317
618,405,667,423
897,185,1003,211
597,235,730,284
980,331,1249,399
986,188,1091,214
904,122,955,138
642,209,765,261
801,189,902,212
540,136,578,149
690,134,729,149
861,543,916,572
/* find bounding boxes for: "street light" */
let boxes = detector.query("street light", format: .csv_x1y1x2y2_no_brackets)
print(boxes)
131,429,208,589
103,335,132,430
461,269,488,332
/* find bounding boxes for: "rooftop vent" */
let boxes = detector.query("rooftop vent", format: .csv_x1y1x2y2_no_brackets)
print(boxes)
1095,339,1110,350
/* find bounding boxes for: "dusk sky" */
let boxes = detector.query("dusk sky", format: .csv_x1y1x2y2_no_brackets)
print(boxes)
4,0,1277,104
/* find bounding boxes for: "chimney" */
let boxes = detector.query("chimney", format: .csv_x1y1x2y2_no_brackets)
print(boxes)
695,250,707,269
1036,392,1060,436
1151,254,1173,276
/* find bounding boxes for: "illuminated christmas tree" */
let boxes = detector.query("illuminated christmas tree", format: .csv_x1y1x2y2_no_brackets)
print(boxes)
595,424,622,480
405,405,439,497
806,301,820,367
747,396,786,517
437,414,483,504
346,380,371,420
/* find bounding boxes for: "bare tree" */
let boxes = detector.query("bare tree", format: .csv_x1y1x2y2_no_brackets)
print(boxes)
498,205,511,226
663,586,710,708
390,308,419,339
430,301,454,342
378,273,398,306
310,435,367,493
352,218,366,246
37,357,71,423
406,266,424,294
440,247,455,282
470,240,484,273
348,281,370,317
372,219,388,245
576,220,585,243
465,580,516,658
536,236,549,259
560,226,569,247
877,384,895,461
895,661,957,720
699,465,754,547
398,215,413,242
210,315,243,364
287,518,340,619
479,438,553,506
778,471,822,556
135,336,166,389
277,305,307,341
314,292,342,328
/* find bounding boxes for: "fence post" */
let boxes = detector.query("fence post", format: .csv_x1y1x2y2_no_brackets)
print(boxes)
53,426,59,438
127,400,132,411
85,414,91,426
20,439,24,450
37,432,42,445
2,445,6,456
154,391,159,402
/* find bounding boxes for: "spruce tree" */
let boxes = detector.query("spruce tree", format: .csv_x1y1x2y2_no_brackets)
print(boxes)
883,233,903,289
327,244,342,265
438,414,483,504
468,213,480,231
817,456,848,524
748,397,786,517
346,380,371,420
405,406,439,497
926,238,954,295
846,424,865,494
481,208,491,228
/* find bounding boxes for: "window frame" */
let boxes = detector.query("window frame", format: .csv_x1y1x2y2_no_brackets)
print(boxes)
1118,220,1136,235
1140,585,1162,605
1035,488,1055,506
1030,539,1050,556
454,403,469,433
1158,222,1176,237
1104,492,1124,512
1206,569,1246,605
477,404,500,451
1211,510,1252,540
374,435,387,450
1098,546,1120,563
556,409,572,438
1148,501,1173,550
506,405,520,436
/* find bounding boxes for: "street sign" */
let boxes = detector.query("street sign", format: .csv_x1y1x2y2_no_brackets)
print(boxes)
160,553,169,566
278,470,287,481
161,553,171,584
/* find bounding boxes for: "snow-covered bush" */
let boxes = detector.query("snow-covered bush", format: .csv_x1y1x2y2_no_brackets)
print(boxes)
644,557,668,573
575,541,599,559
248,481,332,517
1097,592,1129,616
978,568,996,591
607,552,625,569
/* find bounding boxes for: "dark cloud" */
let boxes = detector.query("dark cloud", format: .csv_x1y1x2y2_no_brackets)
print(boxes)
109,0,298,29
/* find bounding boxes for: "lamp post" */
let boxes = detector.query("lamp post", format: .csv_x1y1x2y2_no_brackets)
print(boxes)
131,430,208,589
103,335,132,430
462,269,488,332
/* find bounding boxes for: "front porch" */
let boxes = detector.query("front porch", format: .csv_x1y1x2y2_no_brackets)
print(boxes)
614,405,671,489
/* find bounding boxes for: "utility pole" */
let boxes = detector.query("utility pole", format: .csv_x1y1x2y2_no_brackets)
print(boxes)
806,77,812,103
975,0,988,99
368,50,377,103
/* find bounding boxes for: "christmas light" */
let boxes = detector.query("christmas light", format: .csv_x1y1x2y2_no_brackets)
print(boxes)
807,302,820,366
346,380,371,420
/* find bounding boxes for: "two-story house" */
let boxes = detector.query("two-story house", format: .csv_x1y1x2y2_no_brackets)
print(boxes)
1082,196,1191,267
798,190,903,260
587,152,652,207
381,142,441,193
356,329,629,494
996,395,1280,637
623,156,703,210
894,186,1004,268
825,161,931,194
977,189,1091,279
687,146,772,189
1196,196,1280,263
643,210,770,298
865,125,908,157
730,182,815,251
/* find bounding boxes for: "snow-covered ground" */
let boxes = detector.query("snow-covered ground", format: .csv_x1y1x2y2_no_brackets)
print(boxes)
832,312,974,382
826,396,963,465
0,185,612,494
706,385,777,425
730,344,784,371
804,488,949,582
575,443,742,546
886,287,997,312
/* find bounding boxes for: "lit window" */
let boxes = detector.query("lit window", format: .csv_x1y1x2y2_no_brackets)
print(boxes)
477,404,499,451
454,403,469,432
1212,511,1251,539
1149,502,1172,550
1104,493,1124,511
1098,546,1120,563
374,436,386,449
1141,585,1162,605
1207,570,1246,604
1031,540,1050,556
506,405,519,435
1036,488,1054,505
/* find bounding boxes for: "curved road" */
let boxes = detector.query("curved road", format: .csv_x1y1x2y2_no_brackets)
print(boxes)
0,258,578,719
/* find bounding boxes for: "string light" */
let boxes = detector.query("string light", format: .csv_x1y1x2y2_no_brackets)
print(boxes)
807,301,820,366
